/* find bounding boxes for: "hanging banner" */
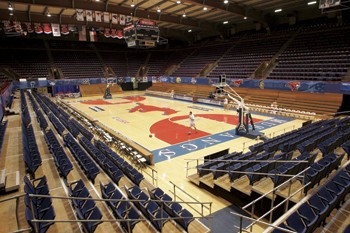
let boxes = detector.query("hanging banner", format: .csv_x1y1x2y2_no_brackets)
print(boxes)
104,28,111,38
89,29,97,42
42,23,52,34
61,24,69,35
78,25,87,41
119,14,126,25
95,11,102,22
52,23,61,37
86,10,93,22
126,16,133,24
34,23,43,34
111,13,119,24
103,12,110,23
76,9,85,21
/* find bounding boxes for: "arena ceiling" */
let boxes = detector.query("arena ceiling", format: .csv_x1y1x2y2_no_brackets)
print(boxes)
0,0,328,40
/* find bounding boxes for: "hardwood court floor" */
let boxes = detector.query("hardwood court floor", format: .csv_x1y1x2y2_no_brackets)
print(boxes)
63,91,305,231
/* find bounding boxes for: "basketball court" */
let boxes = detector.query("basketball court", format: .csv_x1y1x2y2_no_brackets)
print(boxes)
62,91,305,231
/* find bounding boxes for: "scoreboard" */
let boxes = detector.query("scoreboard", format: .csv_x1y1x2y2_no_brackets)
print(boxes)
123,19,159,48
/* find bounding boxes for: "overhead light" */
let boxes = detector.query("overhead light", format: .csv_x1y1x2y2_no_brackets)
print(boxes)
9,11,13,16
131,0,135,7
157,7,161,12
188,29,192,32
224,0,229,4
223,21,228,24
8,3,13,11
308,1,317,5
47,11,51,17
274,9,282,12
244,16,247,20
203,6,208,10
95,0,100,1
177,1,181,4
182,13,186,17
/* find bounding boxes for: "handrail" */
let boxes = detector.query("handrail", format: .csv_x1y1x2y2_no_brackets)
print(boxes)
242,167,308,210
168,181,212,218
0,193,26,231
230,212,294,233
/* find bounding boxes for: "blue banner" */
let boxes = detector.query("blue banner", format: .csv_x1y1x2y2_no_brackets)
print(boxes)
13,77,349,94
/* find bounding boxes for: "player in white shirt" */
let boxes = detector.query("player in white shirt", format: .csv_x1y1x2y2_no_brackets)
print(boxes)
188,111,197,134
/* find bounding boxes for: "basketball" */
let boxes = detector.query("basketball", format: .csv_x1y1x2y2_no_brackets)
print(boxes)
149,134,152,138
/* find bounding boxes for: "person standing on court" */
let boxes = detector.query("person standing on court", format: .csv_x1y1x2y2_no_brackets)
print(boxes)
223,97,228,111
188,111,197,134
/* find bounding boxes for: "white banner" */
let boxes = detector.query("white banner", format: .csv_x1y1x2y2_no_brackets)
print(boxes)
86,10,93,22
95,11,102,22
111,13,119,24
119,14,126,25
76,9,84,21
103,12,110,23
52,23,61,37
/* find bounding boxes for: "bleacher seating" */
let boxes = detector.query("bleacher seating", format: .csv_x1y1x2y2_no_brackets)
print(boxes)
21,91,42,175
269,24,350,81
68,179,103,233
24,175,55,233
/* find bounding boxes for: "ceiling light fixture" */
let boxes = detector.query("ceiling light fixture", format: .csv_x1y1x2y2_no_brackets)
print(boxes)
176,1,181,4
157,7,161,12
8,2,13,11
224,0,229,4
182,11,186,17
9,11,13,16
308,1,317,5
244,16,247,20
47,11,51,17
203,6,208,10
223,21,228,24
274,8,282,12
131,0,135,7
188,29,192,32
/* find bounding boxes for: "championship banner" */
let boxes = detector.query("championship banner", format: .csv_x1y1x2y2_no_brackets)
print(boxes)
89,29,97,42
52,23,60,37
126,16,133,24
103,12,110,23
22,22,34,34
104,28,111,38
78,25,87,41
119,14,126,25
42,23,52,34
95,11,102,22
61,24,69,35
34,23,43,34
116,30,123,39
111,13,119,24
2,20,22,34
86,10,93,22
76,9,84,21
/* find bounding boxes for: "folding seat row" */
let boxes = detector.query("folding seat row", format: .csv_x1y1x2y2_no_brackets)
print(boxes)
94,140,144,185
70,118,94,140
22,123,42,175
301,153,345,194
125,185,171,231
69,179,103,233
79,137,124,184
47,113,66,135
148,186,195,231
44,129,73,178
100,182,140,232
24,175,55,233
197,152,242,177
0,120,8,151
63,134,99,182
273,169,350,233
